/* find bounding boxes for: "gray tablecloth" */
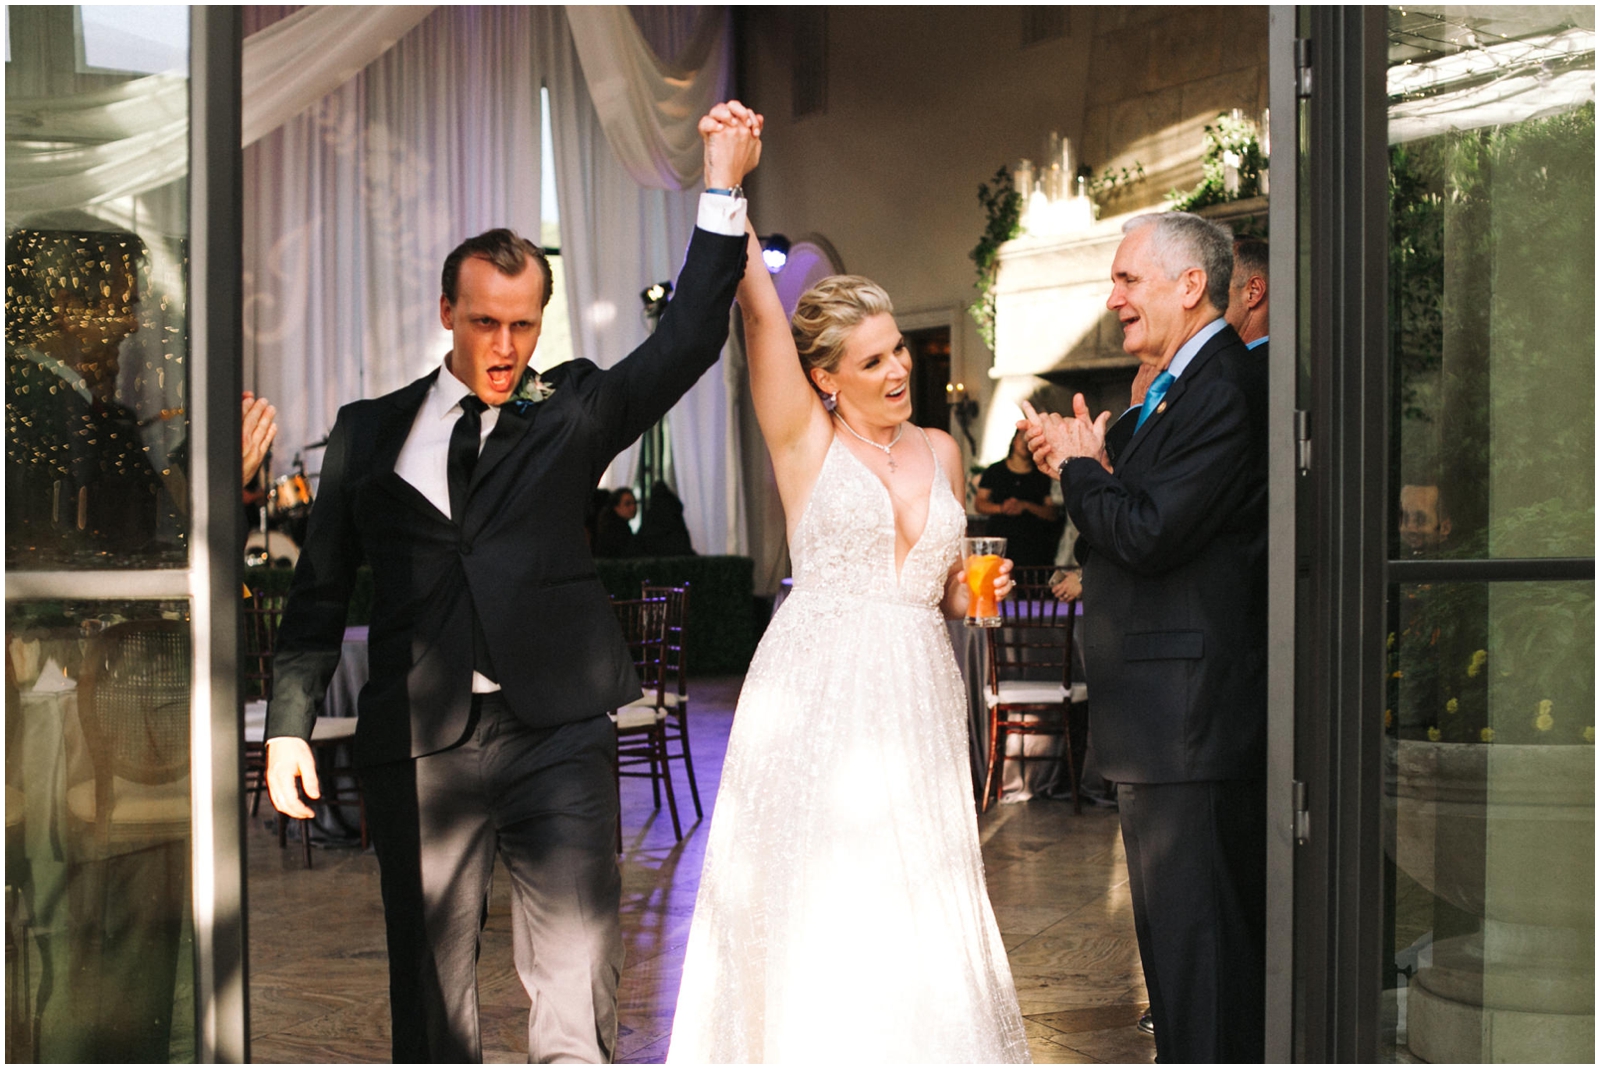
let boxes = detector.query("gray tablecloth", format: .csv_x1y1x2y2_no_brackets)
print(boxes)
325,625,368,718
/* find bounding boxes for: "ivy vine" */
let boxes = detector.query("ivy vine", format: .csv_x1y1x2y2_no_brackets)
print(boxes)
968,165,1023,351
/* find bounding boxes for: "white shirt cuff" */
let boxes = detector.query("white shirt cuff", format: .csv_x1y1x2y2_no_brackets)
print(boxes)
697,191,747,236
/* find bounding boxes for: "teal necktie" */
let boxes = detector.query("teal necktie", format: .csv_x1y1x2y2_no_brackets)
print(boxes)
1135,370,1175,431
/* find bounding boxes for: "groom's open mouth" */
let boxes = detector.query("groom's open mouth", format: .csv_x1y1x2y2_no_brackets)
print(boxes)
485,364,518,394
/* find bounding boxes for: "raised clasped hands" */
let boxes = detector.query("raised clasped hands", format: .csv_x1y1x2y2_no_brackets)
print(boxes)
1018,395,1113,477
699,100,763,191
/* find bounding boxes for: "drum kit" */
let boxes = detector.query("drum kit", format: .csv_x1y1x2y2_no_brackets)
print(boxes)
245,434,327,568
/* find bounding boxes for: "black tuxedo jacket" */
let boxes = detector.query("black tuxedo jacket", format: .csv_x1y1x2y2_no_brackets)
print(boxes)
1065,324,1268,783
266,228,745,767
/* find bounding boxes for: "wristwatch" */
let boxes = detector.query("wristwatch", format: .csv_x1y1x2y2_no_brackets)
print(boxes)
705,185,745,199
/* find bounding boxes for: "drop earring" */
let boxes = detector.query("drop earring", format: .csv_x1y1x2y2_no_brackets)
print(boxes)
824,391,839,412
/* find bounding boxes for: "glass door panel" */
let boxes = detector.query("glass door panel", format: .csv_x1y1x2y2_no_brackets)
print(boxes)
6,5,193,573
1382,6,1595,1062
6,597,195,1061
5,6,210,1062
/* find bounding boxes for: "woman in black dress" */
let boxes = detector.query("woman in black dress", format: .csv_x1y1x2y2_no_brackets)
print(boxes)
975,428,1060,567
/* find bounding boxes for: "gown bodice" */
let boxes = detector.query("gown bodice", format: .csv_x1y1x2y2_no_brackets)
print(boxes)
788,430,967,610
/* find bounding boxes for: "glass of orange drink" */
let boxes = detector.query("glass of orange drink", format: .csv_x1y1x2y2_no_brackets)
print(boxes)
961,536,1007,627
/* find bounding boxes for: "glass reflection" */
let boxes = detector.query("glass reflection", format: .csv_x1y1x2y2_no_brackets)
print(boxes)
1382,580,1595,1063
1387,7,1595,562
6,224,187,567
6,4,191,571
1384,7,1595,1062
5,598,194,1062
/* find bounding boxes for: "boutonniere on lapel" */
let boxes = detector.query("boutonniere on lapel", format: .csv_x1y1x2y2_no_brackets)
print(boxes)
506,367,555,414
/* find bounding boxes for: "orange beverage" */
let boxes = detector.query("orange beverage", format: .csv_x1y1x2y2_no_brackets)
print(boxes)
962,536,1007,627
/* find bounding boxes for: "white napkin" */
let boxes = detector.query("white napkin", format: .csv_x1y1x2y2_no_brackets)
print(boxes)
29,657,76,693
9,637,40,684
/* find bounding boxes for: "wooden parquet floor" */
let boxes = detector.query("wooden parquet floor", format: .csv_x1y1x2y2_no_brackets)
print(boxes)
246,675,1153,1063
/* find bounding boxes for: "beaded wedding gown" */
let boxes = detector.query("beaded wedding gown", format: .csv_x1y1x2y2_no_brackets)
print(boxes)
668,431,1030,1064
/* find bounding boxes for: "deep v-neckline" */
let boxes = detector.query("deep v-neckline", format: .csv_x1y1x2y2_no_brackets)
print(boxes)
832,430,939,583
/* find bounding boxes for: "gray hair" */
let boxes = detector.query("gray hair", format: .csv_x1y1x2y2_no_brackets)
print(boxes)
1123,212,1234,313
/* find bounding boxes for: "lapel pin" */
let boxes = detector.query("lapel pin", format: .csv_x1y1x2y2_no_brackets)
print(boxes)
1156,401,1167,414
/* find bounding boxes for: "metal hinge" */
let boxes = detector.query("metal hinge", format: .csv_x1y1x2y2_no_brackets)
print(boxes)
1295,38,1313,98
1294,409,1311,473
1292,779,1311,845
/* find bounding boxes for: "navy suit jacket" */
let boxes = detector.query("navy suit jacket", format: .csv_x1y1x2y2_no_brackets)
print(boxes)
1065,324,1268,783
266,228,746,767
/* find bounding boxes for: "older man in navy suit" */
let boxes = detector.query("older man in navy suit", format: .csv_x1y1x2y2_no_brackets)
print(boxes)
1021,211,1268,1063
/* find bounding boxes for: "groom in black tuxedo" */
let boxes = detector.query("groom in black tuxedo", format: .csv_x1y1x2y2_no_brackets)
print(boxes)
265,103,763,1062
1022,212,1268,1062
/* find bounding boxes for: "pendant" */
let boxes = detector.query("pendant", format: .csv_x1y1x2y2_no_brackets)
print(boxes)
886,452,897,472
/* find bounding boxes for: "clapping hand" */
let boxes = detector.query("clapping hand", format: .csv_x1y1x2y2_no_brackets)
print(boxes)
1018,396,1112,478
1051,569,1082,602
699,100,763,190
242,391,278,485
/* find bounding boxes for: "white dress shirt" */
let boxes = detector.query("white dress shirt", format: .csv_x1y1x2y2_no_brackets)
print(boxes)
395,358,501,691
395,357,497,524
1115,316,1231,422
1165,315,1229,382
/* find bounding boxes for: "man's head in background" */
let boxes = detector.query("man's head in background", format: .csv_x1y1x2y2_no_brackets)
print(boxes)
1225,237,1268,346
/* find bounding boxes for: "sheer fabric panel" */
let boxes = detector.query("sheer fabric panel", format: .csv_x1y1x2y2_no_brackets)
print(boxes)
243,6,541,462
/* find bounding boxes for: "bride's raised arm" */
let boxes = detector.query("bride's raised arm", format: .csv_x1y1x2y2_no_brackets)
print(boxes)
699,110,830,476
734,227,830,463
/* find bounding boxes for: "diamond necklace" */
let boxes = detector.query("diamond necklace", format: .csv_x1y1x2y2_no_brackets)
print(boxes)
834,411,906,471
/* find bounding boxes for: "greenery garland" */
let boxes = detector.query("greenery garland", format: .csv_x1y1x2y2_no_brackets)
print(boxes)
1166,112,1265,212
967,165,1024,351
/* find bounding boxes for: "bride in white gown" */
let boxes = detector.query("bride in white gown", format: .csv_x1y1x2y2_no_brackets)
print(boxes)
667,107,1030,1065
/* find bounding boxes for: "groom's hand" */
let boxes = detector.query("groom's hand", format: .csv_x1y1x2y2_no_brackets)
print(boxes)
265,736,320,820
700,100,763,190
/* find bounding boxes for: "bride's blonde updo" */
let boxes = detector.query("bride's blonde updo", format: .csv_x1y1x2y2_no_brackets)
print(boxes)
790,275,895,384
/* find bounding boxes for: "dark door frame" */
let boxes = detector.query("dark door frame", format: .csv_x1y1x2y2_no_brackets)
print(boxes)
1290,7,1391,1062
191,6,249,1061
1284,6,1596,1062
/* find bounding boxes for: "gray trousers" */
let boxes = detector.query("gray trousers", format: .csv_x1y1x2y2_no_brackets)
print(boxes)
361,697,622,1063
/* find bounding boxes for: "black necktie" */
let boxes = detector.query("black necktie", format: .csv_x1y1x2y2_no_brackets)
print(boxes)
447,394,496,679
447,395,488,523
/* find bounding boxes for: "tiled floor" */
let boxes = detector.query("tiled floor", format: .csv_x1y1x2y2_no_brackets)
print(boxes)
246,676,1153,1064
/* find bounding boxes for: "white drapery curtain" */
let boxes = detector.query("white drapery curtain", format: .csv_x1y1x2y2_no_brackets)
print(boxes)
565,5,730,190
544,6,737,553
242,5,742,555
244,5,542,464
5,6,435,218
240,6,437,146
